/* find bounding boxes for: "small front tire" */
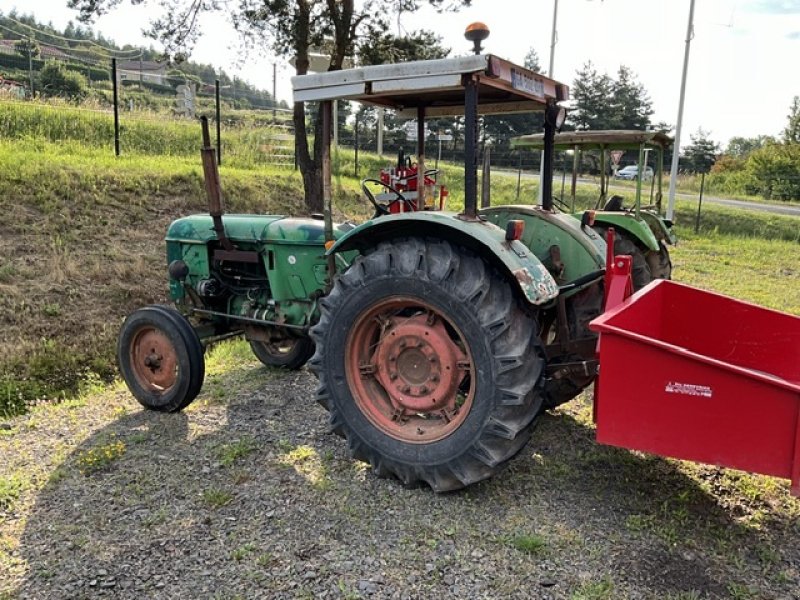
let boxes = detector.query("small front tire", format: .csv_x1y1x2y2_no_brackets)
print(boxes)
118,305,205,412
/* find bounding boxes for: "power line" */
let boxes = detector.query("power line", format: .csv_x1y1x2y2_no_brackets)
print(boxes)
0,15,142,58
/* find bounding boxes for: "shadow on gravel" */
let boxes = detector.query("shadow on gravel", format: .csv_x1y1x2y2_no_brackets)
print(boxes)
13,371,800,600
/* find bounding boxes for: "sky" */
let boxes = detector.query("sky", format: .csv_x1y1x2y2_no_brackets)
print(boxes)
1,0,799,146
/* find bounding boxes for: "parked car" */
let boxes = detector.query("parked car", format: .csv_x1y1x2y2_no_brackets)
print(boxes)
615,165,654,181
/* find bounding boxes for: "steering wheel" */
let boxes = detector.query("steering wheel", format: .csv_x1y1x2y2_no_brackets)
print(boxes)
360,178,415,217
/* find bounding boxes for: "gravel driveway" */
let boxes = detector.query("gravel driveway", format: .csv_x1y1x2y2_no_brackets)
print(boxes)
1,349,799,600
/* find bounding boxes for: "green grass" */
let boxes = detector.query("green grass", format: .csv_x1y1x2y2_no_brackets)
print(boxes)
202,487,234,508
508,533,548,555
0,475,23,511
216,437,258,467
0,99,291,169
0,133,797,416
570,576,615,600
75,436,126,475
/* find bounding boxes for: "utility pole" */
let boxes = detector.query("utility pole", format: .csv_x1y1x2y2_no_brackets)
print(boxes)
538,0,559,205
272,63,277,120
27,36,34,96
667,0,696,221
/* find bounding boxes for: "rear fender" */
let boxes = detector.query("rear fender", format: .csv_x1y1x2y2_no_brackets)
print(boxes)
638,211,678,245
592,213,660,252
327,212,559,305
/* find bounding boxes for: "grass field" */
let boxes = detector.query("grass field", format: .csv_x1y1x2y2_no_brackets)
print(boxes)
0,99,293,169
0,137,798,416
0,136,799,598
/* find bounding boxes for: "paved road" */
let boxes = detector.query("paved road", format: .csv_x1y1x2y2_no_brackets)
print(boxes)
501,170,800,217
607,182,800,217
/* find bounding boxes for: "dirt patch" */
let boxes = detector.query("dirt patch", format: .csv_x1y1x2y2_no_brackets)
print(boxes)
1,358,798,599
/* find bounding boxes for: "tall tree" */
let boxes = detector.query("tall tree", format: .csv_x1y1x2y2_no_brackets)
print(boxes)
608,66,653,130
68,0,471,212
784,95,800,144
568,61,613,130
569,62,652,131
682,129,719,174
523,47,542,72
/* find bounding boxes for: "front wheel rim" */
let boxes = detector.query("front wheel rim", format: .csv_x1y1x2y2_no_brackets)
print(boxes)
345,297,475,444
129,327,178,393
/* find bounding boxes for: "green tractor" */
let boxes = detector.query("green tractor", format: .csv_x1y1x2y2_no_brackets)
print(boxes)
120,33,629,492
512,130,677,290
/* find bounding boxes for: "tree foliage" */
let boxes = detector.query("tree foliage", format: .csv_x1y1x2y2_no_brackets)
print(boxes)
725,135,775,158
681,129,719,174
68,0,472,212
39,61,88,98
569,61,653,131
784,95,800,144
355,28,452,149
358,28,450,66
14,38,40,59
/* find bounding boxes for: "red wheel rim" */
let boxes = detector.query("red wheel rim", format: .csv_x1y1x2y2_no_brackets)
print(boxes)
129,327,178,393
345,297,474,443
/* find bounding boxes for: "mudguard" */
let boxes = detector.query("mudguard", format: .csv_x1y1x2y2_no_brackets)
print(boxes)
326,211,560,306
592,213,661,252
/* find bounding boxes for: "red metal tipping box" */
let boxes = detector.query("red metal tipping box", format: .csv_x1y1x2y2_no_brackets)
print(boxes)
590,279,800,494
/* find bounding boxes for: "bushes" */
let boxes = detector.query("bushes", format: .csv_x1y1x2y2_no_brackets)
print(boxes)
39,62,88,99
705,142,800,201
743,143,800,201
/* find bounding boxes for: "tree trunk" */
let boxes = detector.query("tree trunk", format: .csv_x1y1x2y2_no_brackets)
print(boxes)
294,99,324,214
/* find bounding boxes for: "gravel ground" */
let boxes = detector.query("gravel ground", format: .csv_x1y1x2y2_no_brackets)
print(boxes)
1,349,799,600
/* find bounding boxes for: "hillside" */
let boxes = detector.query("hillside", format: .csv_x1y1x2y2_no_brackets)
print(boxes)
0,142,317,412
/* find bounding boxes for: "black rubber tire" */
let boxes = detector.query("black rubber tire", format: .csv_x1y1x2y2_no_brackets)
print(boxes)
117,305,205,412
309,238,545,492
249,333,314,370
646,241,673,281
593,227,652,291
541,282,603,411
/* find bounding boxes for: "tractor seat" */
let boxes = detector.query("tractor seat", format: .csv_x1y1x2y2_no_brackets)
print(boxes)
603,195,625,212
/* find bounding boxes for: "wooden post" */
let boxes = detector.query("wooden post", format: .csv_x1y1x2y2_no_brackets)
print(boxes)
112,58,120,157
694,171,705,233
215,79,222,166
354,113,359,178
481,145,491,208
571,145,579,212
321,101,333,243
417,106,425,209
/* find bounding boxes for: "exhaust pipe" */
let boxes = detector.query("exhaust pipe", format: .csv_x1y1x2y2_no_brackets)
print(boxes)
200,116,233,251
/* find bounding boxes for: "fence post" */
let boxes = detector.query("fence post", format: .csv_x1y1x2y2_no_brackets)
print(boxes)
215,79,222,166
112,58,120,156
694,171,705,233
27,38,34,97
272,63,277,121
354,114,359,177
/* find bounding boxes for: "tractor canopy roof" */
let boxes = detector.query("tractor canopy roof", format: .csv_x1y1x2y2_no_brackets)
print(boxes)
512,129,673,151
292,54,569,117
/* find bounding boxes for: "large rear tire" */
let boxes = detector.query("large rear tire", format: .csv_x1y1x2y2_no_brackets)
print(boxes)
541,282,603,411
646,241,672,281
593,227,653,291
310,238,545,492
118,305,205,412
